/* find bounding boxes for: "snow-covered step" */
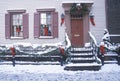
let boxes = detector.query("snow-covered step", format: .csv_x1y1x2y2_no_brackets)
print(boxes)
66,47,102,70
104,52,118,56
104,61,118,64
71,57,95,60
104,53,118,57
71,47,93,53
71,47,93,51
65,63,102,67
64,63,102,71
70,53,93,55
70,53,94,57
71,58,96,63
101,51,119,65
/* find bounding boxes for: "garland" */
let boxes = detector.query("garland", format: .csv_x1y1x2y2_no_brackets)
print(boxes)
70,3,89,17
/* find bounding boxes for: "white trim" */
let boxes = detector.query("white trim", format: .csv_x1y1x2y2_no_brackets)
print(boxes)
39,36,53,39
62,0,94,4
10,36,23,39
109,34,120,37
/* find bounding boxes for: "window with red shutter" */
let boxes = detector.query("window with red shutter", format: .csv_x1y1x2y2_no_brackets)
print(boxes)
52,12,58,38
34,12,40,38
5,13,11,39
34,8,58,39
23,13,29,38
5,10,29,39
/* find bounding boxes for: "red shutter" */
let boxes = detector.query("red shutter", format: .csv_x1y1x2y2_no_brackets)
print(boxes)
34,12,40,38
23,13,29,38
5,13,11,39
52,12,58,38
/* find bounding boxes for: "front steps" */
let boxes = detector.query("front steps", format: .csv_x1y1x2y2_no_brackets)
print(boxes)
64,47,102,71
101,52,120,65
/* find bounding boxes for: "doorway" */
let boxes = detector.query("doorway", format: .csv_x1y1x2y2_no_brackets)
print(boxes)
71,19,84,47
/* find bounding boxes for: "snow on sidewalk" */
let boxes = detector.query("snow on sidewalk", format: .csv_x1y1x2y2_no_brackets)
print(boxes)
0,64,120,81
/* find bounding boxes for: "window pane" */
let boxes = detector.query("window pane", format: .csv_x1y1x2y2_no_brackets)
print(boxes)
48,25,52,36
12,14,23,37
40,12,52,36
46,13,51,24
41,13,46,24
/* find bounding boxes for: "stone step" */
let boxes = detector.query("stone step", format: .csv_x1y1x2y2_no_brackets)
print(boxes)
71,59,96,63
65,47,102,70
71,47,93,51
104,51,118,56
64,63,102,71
70,48,93,53
71,57,95,60
104,53,118,57
70,52,93,55
101,53,120,65
70,53,94,57
71,50,92,53
104,60,118,64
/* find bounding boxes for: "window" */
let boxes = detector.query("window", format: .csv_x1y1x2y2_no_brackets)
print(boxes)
40,12,52,36
5,10,29,39
34,8,58,38
12,14,23,37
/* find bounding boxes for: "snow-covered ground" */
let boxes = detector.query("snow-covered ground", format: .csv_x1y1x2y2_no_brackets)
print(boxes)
0,64,120,81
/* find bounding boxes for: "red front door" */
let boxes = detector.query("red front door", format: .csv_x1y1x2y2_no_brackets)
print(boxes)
71,19,84,47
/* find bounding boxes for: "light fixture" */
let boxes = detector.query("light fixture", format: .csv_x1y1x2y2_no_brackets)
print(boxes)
76,3,82,10
76,3,81,7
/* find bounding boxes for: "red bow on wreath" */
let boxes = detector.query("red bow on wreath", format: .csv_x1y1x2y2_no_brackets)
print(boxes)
90,15,95,26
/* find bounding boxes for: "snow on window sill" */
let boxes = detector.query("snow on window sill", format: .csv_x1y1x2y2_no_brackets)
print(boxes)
39,36,53,39
10,36,23,39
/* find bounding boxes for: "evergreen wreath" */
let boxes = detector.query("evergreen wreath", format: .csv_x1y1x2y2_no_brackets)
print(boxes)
70,3,89,17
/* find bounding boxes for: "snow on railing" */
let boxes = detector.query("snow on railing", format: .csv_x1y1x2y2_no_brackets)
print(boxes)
0,34,71,55
65,33,71,49
0,42,63,55
89,32,101,64
89,32,98,47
